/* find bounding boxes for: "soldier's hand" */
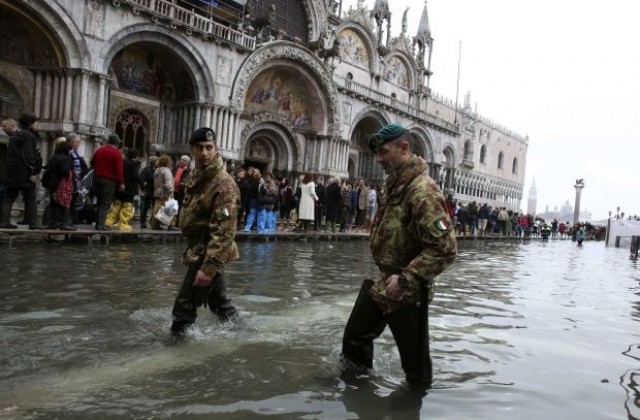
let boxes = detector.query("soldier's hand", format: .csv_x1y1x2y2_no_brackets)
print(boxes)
385,274,406,302
192,270,213,287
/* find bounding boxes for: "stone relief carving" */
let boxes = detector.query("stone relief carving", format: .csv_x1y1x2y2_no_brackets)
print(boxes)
216,56,232,86
84,0,105,39
232,42,340,137
342,101,352,125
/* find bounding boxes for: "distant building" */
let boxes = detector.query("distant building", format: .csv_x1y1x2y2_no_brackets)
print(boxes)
538,200,592,223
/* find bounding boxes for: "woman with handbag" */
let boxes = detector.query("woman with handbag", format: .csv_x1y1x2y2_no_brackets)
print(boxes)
45,141,76,231
150,154,175,230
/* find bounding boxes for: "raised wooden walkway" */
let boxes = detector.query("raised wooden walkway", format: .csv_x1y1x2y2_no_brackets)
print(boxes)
0,225,566,247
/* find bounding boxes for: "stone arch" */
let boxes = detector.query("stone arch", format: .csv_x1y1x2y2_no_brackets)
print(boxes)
442,143,456,167
348,107,390,141
231,41,340,137
300,0,329,41
5,0,90,68
348,109,389,184
479,144,487,164
383,52,415,90
239,114,301,173
335,22,379,74
0,74,28,118
407,125,434,163
95,24,214,102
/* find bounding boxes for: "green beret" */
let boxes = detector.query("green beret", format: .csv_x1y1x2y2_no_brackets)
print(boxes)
368,123,408,152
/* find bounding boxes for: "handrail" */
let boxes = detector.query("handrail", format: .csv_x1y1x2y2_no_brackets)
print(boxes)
124,0,256,50
334,75,460,134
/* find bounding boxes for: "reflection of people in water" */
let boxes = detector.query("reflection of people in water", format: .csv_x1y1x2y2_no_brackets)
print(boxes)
340,374,425,420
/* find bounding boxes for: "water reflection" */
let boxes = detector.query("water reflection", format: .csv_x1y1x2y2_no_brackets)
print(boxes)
0,240,639,419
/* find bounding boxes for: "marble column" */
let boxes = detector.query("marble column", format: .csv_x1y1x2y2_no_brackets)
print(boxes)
96,75,108,127
34,71,42,118
63,70,73,122
77,70,90,123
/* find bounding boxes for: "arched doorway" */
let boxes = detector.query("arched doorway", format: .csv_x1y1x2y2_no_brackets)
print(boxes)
0,76,24,118
351,116,385,184
107,41,197,154
242,126,295,178
115,109,149,154
244,135,274,174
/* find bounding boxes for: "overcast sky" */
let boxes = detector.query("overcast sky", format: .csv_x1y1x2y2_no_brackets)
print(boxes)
341,0,640,221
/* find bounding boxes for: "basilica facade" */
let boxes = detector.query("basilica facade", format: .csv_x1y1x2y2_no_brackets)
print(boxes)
0,0,528,211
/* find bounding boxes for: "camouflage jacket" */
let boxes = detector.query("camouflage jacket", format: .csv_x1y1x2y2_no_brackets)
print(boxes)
369,155,457,311
179,154,240,277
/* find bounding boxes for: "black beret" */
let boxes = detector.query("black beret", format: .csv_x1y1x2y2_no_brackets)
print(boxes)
368,123,408,152
189,127,216,145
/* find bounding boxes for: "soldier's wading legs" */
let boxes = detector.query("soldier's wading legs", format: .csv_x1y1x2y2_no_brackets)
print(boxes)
387,303,432,387
342,280,387,371
171,263,239,335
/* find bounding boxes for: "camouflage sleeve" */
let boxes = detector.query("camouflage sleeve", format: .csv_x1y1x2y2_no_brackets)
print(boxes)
403,178,457,286
200,178,240,277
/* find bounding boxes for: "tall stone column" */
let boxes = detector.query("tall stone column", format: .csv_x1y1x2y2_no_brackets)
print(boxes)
77,70,90,123
63,70,74,122
34,71,42,118
96,75,109,127
573,179,585,224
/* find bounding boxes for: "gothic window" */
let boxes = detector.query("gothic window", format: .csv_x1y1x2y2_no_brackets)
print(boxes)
497,151,504,170
463,140,472,160
115,109,147,154
479,144,486,164
512,157,518,175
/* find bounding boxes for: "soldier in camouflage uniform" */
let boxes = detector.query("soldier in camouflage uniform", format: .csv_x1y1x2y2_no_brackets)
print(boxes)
341,123,457,386
170,127,242,336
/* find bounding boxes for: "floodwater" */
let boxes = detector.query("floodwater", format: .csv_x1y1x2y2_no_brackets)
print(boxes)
1,239,639,419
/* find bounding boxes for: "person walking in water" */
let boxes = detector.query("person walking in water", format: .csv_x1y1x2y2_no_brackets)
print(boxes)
170,127,242,337
341,123,457,387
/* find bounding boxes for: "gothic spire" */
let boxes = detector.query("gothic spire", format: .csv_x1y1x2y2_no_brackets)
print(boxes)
417,1,430,38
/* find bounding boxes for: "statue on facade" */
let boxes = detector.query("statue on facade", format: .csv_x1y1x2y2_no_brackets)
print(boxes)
401,7,409,37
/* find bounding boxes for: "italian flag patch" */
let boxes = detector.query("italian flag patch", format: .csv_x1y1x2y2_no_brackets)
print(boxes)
434,218,449,232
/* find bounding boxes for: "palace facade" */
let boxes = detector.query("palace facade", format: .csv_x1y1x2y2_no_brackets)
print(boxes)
0,0,528,210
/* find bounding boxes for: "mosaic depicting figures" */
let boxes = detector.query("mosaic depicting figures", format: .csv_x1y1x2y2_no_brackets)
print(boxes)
108,44,194,102
337,29,369,67
245,68,323,131
384,56,409,88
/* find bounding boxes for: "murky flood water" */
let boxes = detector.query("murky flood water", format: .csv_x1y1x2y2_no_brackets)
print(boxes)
1,239,639,419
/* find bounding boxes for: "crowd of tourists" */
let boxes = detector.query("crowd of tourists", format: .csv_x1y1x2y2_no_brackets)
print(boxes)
446,196,606,241
232,167,381,234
